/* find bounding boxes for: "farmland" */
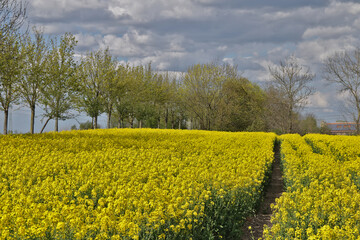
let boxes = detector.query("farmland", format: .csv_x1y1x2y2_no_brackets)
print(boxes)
0,129,276,239
2,130,360,239
264,134,360,239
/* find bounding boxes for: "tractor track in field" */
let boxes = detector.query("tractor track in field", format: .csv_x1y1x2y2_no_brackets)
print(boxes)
240,141,284,240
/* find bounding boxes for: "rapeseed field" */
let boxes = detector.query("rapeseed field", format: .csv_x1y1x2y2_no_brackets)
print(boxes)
264,134,360,239
0,129,276,239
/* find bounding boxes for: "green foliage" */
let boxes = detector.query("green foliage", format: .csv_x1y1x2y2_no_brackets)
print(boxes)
79,121,94,130
0,32,24,134
182,62,266,131
19,27,48,133
298,114,319,135
182,62,227,130
221,77,266,131
39,32,78,131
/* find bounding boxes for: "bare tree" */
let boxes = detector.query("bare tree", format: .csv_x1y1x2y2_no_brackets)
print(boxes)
264,86,290,134
324,48,360,134
268,55,315,133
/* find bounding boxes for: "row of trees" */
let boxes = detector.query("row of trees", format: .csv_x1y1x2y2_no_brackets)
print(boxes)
2,0,360,135
2,27,356,135
0,28,320,135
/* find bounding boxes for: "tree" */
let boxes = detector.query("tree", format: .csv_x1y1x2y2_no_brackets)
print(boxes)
112,64,146,128
19,27,47,134
158,72,183,129
182,63,232,130
167,77,186,129
112,64,132,128
39,33,77,133
319,121,331,134
133,64,154,128
263,86,290,134
0,33,23,134
221,77,266,131
79,120,100,130
149,71,173,128
77,48,116,129
268,55,315,133
0,0,27,41
0,0,27,134
323,48,360,134
298,113,319,135
99,49,117,129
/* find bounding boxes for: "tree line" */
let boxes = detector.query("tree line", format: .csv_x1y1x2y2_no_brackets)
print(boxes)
0,28,320,135
2,0,360,135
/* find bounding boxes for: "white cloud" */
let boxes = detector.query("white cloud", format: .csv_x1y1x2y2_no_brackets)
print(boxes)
325,0,360,16
75,33,102,49
262,11,291,21
217,45,228,51
222,57,234,66
303,26,352,40
30,0,105,17
308,91,329,108
108,6,129,18
296,35,358,63
336,91,351,102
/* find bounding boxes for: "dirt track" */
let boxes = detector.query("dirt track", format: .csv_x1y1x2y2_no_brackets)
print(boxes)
240,142,284,240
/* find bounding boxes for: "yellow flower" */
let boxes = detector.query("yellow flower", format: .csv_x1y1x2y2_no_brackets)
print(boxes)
0,129,277,239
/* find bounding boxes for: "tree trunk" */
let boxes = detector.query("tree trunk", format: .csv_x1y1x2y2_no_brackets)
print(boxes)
30,105,35,134
157,118,160,129
3,108,8,135
55,117,59,132
356,103,360,135
107,110,112,129
356,110,360,135
40,118,51,133
94,116,98,129
178,119,181,129
118,117,121,128
130,116,134,128
288,107,293,133
164,108,168,129
139,120,142,128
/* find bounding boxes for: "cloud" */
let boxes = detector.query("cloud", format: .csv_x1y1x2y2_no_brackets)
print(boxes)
303,26,352,40
325,0,360,16
296,36,357,63
74,33,102,51
108,6,130,19
308,91,329,108
27,0,360,73
25,0,360,121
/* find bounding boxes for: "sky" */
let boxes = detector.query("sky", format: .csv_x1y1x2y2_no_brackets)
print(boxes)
4,0,360,133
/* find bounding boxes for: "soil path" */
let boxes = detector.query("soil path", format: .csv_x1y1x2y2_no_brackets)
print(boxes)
240,141,284,240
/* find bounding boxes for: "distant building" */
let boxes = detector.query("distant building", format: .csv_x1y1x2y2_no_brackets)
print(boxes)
325,122,358,135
